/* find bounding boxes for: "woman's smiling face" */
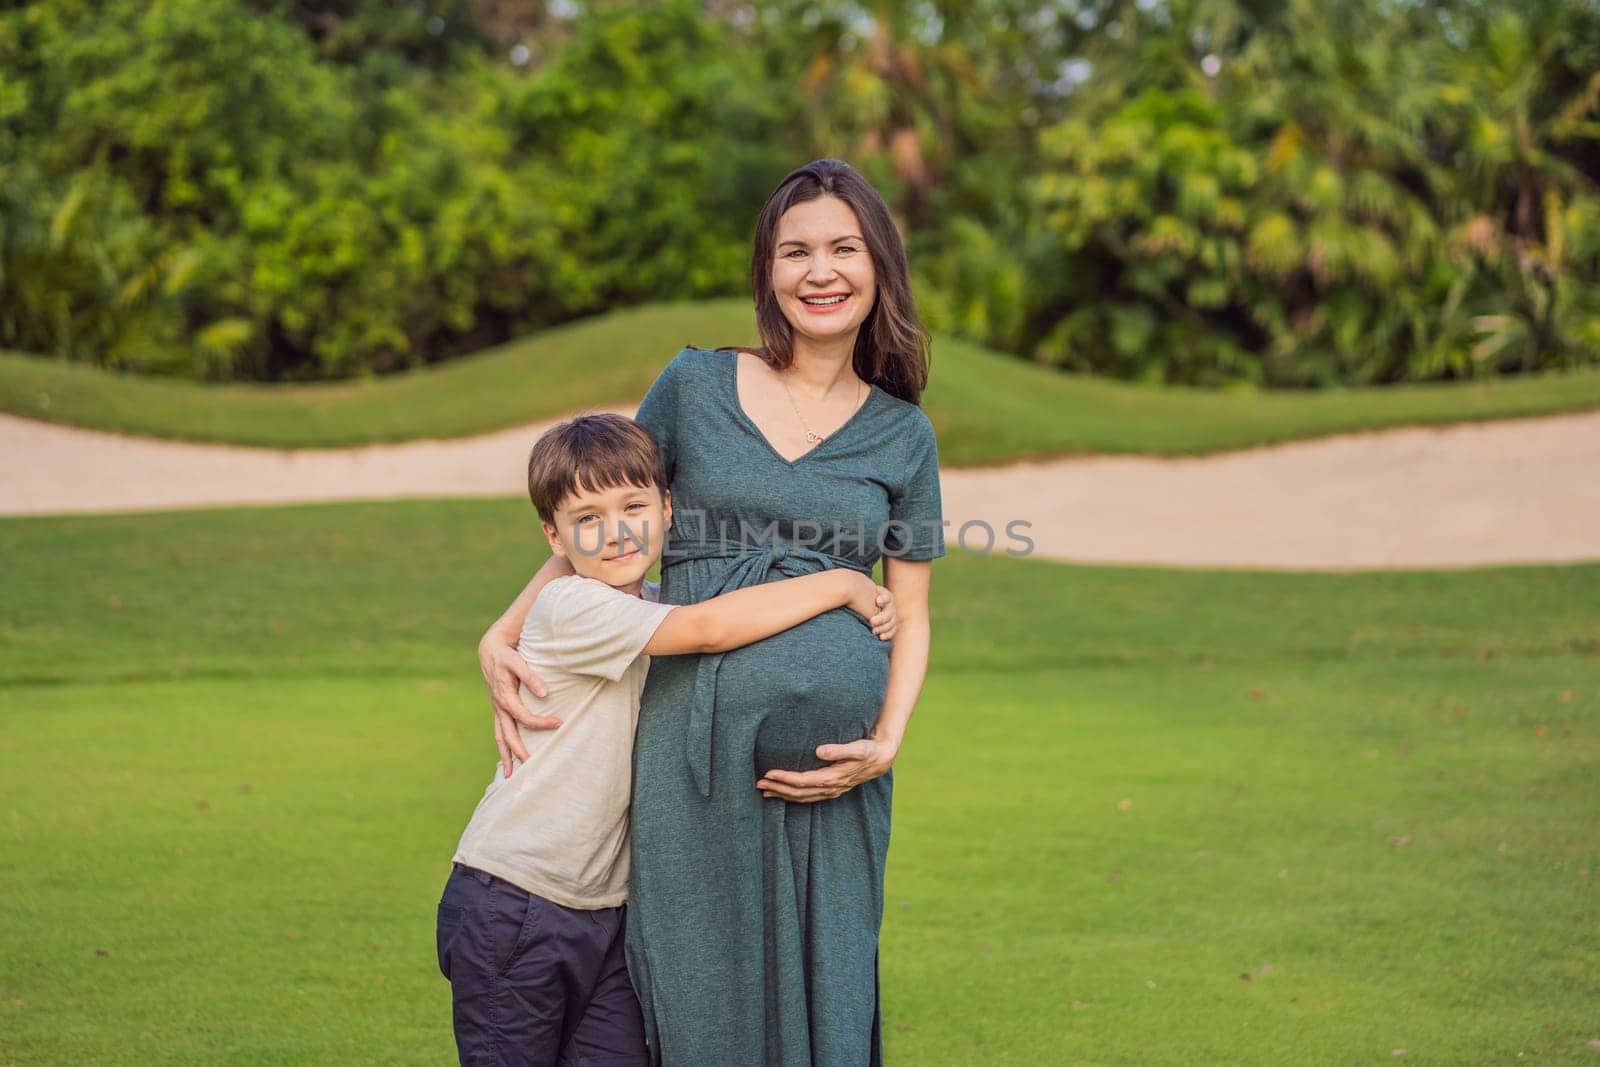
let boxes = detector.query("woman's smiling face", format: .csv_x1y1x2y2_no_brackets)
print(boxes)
770,196,877,348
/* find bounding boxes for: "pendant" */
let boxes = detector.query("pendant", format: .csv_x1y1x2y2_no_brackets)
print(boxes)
805,430,824,443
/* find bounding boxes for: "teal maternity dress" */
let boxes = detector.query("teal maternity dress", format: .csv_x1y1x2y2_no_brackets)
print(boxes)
625,346,946,1065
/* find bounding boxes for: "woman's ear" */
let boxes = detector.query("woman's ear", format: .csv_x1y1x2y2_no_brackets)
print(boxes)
541,520,566,559
661,488,672,527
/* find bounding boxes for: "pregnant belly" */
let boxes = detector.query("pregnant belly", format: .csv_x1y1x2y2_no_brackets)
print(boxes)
713,608,890,772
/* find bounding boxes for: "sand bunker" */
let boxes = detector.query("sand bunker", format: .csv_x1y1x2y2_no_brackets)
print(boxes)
3,408,1597,570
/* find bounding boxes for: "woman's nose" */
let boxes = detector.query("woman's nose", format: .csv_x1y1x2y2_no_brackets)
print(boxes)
806,254,837,282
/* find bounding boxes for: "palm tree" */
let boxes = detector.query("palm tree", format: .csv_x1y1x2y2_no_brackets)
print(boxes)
1440,3,1600,370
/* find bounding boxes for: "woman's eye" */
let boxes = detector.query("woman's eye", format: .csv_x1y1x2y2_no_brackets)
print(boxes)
836,245,858,254
783,249,806,258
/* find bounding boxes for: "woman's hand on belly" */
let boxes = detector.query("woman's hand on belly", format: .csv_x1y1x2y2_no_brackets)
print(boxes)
717,611,889,774
756,729,898,804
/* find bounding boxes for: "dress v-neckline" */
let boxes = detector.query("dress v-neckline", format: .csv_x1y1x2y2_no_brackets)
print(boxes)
726,350,879,468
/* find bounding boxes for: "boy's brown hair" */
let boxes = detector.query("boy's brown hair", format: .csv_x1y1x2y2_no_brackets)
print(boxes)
526,413,666,524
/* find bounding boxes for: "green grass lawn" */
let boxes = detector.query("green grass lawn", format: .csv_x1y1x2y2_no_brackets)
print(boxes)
5,300,1600,464
2,499,1596,1063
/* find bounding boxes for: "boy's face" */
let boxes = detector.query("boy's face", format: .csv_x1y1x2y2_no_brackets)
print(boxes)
542,481,671,591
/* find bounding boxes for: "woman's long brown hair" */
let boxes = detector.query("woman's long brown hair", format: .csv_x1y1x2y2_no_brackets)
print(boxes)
722,158,930,407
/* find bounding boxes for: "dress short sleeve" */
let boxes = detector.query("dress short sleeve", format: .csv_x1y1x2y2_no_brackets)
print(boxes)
634,348,693,483
883,409,947,561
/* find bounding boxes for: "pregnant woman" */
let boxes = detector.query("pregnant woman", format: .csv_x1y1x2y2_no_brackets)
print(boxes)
480,158,945,1064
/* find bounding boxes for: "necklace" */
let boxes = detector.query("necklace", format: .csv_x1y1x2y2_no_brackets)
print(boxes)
780,371,863,445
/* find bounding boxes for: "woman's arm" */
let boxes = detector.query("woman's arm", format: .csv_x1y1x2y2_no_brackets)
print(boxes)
479,553,575,776
755,556,932,803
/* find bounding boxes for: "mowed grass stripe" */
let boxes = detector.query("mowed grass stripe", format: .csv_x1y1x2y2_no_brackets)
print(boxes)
2,499,1597,689
5,299,1600,462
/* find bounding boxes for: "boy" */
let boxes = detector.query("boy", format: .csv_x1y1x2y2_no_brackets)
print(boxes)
436,413,894,1066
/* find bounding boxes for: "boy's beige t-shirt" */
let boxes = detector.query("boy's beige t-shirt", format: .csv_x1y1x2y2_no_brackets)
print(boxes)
452,574,675,909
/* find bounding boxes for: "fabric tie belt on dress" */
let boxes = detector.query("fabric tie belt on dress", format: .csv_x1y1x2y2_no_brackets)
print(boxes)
660,535,871,798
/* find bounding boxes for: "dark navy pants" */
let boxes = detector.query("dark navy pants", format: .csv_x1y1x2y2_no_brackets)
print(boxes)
436,864,650,1066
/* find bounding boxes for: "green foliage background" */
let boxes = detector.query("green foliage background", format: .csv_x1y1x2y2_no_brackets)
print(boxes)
2,0,1597,386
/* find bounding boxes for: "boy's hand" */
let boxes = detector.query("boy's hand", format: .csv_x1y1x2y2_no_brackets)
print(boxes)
849,573,898,641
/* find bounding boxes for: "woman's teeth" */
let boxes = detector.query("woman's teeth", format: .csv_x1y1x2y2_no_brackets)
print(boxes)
802,295,848,305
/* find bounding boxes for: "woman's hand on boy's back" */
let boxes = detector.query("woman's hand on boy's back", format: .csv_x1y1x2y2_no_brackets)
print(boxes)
478,638,560,778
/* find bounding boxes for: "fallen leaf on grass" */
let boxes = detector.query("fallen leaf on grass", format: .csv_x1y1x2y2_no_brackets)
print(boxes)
1533,724,1547,736
1258,963,1275,974
1118,798,1133,811
1387,835,1411,847
1248,689,1266,701
1239,972,1252,981
94,948,108,958
1106,871,1121,884
194,800,210,811
237,784,253,795
1560,690,1573,703
1391,1050,1405,1057
1588,1037,1600,1049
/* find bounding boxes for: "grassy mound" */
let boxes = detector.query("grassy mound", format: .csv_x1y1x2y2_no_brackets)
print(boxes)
4,300,1600,464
